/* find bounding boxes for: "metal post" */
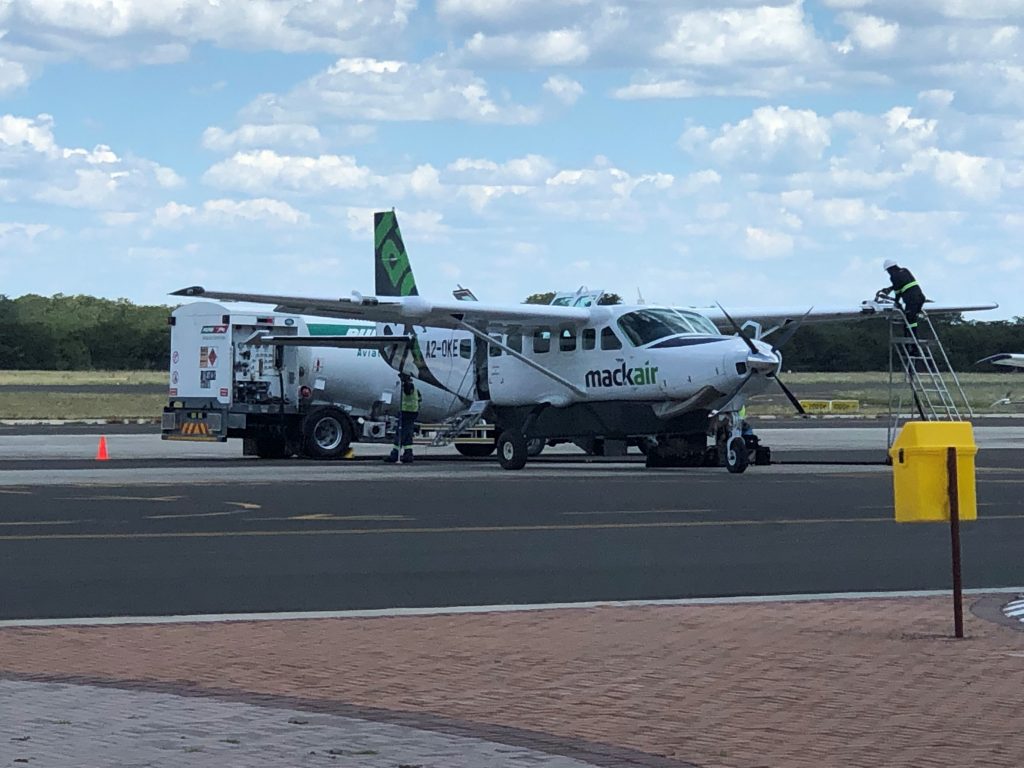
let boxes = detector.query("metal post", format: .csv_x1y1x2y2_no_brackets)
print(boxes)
947,446,964,638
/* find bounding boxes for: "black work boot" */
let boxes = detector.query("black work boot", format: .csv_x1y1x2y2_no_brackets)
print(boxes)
384,449,399,464
400,450,414,464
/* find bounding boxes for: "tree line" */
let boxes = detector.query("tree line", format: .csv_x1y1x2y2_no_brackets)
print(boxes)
1,293,1022,372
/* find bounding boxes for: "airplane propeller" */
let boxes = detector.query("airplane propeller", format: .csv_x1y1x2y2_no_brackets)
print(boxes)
716,302,806,416
991,391,1018,407
768,306,814,352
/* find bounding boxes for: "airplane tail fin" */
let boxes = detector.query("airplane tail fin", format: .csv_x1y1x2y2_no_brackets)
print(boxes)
374,210,419,297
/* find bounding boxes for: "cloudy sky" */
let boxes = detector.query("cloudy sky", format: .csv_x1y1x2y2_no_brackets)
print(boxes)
1,0,1022,319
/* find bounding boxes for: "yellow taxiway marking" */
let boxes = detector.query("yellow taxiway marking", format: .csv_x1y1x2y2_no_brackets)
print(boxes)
225,502,261,510
0,488,32,495
0,520,80,527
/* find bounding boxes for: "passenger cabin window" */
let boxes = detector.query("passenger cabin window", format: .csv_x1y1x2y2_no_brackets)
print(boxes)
582,328,596,350
600,326,622,350
489,334,503,357
617,308,716,347
533,328,551,353
506,332,522,354
459,339,472,358
559,326,577,352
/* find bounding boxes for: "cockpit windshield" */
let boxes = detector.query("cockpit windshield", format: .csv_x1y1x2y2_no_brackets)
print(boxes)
677,310,720,336
616,309,720,346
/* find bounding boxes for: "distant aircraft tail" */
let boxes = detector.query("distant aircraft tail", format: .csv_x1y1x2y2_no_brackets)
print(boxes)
374,210,418,297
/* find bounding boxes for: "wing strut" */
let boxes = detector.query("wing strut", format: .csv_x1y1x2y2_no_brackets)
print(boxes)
454,320,587,398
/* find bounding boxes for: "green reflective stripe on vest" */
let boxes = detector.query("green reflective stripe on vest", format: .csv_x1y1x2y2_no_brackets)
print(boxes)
401,388,421,412
898,280,919,294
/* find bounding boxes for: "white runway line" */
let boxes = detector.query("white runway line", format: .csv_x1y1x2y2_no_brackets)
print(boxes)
3,587,1022,628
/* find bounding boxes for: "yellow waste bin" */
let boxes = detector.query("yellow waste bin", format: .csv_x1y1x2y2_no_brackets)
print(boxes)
889,422,977,523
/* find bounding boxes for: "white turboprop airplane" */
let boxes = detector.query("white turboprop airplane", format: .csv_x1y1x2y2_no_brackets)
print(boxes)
978,354,1024,407
978,353,1024,370
174,211,997,473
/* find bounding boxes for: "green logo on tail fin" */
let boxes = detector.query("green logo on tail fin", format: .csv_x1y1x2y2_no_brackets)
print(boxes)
374,210,418,297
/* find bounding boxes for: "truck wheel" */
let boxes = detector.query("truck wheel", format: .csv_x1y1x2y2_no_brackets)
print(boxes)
725,436,749,474
497,430,528,470
302,407,353,460
526,437,545,457
455,443,496,457
254,433,290,459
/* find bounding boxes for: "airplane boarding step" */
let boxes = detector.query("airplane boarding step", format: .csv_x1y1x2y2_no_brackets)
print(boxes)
426,400,492,446
887,309,973,447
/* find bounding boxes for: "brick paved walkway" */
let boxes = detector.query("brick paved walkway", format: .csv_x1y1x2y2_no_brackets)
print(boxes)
2,595,1023,768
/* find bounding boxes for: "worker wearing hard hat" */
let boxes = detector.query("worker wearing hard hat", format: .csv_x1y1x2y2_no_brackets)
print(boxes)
880,259,926,334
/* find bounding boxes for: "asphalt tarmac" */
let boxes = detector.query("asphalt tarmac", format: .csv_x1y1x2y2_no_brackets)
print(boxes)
0,423,1021,621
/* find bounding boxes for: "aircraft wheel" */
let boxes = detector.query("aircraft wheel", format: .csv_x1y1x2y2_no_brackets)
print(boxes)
455,442,496,458
302,407,353,460
725,436,749,474
526,437,545,457
497,430,528,470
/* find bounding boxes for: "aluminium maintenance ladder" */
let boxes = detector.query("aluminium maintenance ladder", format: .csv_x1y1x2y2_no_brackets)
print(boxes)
887,309,974,447
425,399,491,447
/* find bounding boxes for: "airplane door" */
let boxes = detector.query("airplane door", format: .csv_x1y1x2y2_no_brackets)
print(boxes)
473,336,490,399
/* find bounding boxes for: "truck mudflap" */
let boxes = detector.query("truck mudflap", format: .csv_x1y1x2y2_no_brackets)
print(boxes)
161,407,228,442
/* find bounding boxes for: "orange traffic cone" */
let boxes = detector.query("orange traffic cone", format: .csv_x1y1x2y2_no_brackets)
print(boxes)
95,435,109,461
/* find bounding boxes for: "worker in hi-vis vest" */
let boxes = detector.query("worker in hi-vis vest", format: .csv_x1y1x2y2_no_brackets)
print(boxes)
880,259,926,335
385,373,422,464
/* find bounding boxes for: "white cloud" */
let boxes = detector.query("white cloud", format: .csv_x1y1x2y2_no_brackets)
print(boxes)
154,198,310,227
547,166,673,196
202,124,324,152
0,221,49,240
437,0,591,27
543,75,583,105
656,4,822,66
1,113,183,210
836,13,899,53
5,0,416,54
906,148,1005,199
0,56,29,93
823,1,1024,22
203,150,378,194
463,29,590,65
0,112,58,154
690,106,832,166
744,226,794,260
447,155,555,185
242,56,541,125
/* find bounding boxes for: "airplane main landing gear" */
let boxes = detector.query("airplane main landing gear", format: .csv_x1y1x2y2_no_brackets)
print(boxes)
497,430,528,470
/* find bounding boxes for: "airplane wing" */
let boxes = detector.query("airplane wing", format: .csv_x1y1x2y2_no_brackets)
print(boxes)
978,353,1024,369
698,299,999,334
250,334,414,349
171,286,590,330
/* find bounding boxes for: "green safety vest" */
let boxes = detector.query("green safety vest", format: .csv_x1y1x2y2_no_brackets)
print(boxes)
401,387,421,412
898,280,919,294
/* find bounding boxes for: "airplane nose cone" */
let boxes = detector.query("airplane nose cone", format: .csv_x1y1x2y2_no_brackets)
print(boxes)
730,338,781,377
